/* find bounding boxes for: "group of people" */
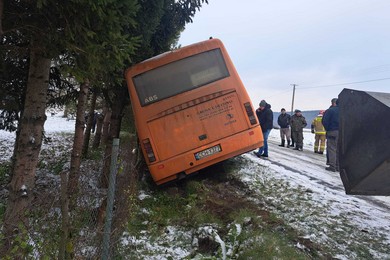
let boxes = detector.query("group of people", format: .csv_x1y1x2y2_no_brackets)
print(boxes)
253,98,339,172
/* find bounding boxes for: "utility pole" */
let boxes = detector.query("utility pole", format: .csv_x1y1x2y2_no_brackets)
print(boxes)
290,84,298,115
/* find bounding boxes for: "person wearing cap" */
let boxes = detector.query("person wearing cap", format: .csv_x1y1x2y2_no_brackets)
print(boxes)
277,108,291,147
322,98,339,172
311,110,326,154
254,100,273,158
290,109,307,151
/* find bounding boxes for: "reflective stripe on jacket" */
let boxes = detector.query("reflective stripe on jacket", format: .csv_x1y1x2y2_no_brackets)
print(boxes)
311,115,326,135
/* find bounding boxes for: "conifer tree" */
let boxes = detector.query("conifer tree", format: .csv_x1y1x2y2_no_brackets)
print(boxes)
1,0,139,254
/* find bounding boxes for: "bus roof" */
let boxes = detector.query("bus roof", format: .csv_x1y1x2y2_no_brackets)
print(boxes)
125,38,224,76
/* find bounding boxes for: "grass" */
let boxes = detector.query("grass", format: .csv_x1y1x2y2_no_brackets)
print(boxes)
0,162,10,186
86,148,103,160
2,126,387,259
230,156,390,259
237,229,308,260
0,162,11,219
119,166,317,259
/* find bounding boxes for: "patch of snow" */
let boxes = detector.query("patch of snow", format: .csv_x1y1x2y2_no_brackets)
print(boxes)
213,231,226,260
120,227,193,259
138,190,151,200
296,242,306,250
44,111,75,133
140,208,150,215
0,112,75,162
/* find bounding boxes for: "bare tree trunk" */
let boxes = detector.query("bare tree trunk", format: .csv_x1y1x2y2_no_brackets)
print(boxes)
82,89,97,157
62,81,89,258
101,109,111,146
0,0,3,36
92,105,106,149
2,48,51,254
63,103,69,118
67,81,89,207
100,87,127,188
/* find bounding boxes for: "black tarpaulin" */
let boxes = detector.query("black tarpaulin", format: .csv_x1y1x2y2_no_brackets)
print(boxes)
338,88,390,195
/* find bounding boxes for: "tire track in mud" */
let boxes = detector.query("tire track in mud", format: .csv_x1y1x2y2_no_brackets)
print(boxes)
259,140,344,191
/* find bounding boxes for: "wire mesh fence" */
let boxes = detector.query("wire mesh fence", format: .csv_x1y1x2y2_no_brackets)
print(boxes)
0,132,140,259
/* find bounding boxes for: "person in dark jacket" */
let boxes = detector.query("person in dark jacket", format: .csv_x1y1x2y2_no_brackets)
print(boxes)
290,109,307,151
277,108,291,147
322,98,339,172
254,100,273,157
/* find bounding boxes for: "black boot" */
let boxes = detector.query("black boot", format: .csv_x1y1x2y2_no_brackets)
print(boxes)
294,145,303,151
287,140,291,148
279,140,285,147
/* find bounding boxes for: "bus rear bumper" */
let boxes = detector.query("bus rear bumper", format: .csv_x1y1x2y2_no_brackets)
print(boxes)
149,127,263,185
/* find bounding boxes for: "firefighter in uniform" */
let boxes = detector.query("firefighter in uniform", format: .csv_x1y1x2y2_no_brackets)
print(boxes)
311,110,326,154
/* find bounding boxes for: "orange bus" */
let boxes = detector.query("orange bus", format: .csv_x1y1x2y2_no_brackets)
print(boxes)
125,38,263,185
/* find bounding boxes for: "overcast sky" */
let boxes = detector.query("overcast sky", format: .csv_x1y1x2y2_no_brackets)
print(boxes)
179,0,390,111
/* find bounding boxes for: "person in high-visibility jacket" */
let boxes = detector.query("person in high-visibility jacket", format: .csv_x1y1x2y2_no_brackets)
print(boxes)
311,110,326,154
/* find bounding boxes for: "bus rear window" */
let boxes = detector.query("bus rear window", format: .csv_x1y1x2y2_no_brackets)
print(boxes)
133,48,230,106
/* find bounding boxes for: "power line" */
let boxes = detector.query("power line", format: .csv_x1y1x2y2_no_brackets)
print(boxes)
298,77,390,90
263,88,291,99
259,76,390,102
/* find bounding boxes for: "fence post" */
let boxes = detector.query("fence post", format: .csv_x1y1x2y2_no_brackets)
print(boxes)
101,138,120,259
59,171,70,260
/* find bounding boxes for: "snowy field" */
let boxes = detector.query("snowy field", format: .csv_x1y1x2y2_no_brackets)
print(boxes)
1,114,390,258
0,112,74,162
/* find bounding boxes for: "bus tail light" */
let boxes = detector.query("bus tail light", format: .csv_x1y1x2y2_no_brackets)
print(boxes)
244,102,257,125
142,138,156,163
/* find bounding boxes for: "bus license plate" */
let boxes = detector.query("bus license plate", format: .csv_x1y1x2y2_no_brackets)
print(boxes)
195,145,222,160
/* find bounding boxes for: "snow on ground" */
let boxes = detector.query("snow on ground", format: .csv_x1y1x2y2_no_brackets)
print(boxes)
1,115,390,258
0,111,75,162
268,129,390,207
237,129,390,258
